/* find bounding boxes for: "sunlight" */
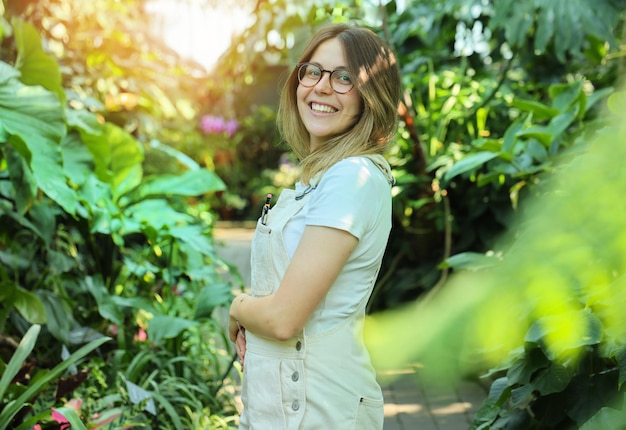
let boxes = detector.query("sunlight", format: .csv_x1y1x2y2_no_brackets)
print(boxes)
145,0,254,71
431,402,472,416
383,402,424,416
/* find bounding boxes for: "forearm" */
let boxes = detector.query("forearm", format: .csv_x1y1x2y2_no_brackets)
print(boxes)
229,226,357,342
230,293,299,341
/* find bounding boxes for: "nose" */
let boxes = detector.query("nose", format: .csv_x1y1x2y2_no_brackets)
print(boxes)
314,71,333,94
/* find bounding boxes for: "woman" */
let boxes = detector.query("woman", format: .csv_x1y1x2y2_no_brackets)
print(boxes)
229,22,401,429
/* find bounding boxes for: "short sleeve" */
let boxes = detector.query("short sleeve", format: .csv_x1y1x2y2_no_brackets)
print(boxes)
305,157,391,239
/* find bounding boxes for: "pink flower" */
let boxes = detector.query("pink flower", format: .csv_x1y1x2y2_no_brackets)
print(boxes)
134,328,147,342
224,119,239,137
200,115,238,136
200,115,225,134
51,397,83,429
66,398,83,410
51,409,70,429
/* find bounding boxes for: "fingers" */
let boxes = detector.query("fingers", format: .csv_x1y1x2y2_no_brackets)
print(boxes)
228,318,240,342
236,329,247,368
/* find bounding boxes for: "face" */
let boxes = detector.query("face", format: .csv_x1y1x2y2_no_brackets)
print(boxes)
297,38,362,151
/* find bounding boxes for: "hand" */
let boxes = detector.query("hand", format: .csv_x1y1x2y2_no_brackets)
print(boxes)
228,293,250,343
236,328,247,370
228,314,240,343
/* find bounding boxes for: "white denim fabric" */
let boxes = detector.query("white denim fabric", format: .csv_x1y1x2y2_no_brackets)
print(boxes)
239,155,392,430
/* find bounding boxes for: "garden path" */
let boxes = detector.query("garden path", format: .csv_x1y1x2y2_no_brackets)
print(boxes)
214,224,488,430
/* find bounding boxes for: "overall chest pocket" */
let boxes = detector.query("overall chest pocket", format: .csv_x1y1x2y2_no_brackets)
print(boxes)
250,222,274,297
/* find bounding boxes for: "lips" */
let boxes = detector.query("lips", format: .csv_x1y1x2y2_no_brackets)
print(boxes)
310,102,338,114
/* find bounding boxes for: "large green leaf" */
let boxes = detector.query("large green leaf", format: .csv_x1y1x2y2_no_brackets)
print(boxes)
85,276,124,326
147,315,198,343
122,199,193,233
5,200,60,249
169,224,214,255
109,124,144,199
148,139,200,170
549,81,584,113
5,145,37,215
37,290,76,344
76,175,115,219
443,151,500,182
27,201,57,248
194,282,233,319
580,406,626,430
80,122,144,200
510,99,559,122
61,132,95,187
525,309,603,356
532,363,572,396
65,107,103,136
507,347,550,386
121,168,226,207
12,18,65,104
0,324,40,403
13,286,46,325
0,62,77,215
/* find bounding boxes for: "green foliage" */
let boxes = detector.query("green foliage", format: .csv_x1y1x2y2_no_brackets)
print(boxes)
0,4,239,428
367,91,626,429
0,324,110,430
1,0,625,427
491,0,626,62
464,93,626,428
370,0,625,309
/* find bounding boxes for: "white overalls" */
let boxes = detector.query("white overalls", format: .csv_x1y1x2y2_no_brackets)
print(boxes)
239,156,392,430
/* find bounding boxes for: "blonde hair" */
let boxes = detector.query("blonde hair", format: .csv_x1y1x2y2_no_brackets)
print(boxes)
277,23,401,184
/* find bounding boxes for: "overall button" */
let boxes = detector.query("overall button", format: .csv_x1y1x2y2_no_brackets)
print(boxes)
295,341,302,351
291,371,299,382
292,400,300,411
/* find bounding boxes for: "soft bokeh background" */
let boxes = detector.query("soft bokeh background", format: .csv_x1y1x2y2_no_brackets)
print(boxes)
2,0,626,428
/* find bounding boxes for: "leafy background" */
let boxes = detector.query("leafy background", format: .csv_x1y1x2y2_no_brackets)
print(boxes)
1,0,626,428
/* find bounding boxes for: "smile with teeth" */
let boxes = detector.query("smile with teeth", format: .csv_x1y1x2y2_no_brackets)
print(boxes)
311,102,338,114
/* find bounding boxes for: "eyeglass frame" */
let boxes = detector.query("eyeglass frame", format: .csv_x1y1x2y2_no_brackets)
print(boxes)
296,62,355,94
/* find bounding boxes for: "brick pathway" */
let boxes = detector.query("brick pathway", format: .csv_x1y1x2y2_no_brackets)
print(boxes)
214,226,488,430
380,366,487,429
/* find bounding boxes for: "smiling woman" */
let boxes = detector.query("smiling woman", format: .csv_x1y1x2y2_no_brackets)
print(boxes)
228,23,402,430
144,0,254,71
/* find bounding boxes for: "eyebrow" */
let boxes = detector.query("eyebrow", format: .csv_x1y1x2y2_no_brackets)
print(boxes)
309,61,349,70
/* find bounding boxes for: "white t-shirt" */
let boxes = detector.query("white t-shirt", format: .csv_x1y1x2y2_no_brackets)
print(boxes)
283,155,393,335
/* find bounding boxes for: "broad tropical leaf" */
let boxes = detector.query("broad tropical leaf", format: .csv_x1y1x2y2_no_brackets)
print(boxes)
0,62,77,215
12,18,65,103
80,122,144,200
121,168,226,206
194,282,233,319
147,315,198,343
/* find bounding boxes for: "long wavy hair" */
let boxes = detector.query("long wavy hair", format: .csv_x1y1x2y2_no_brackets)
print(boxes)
277,23,402,184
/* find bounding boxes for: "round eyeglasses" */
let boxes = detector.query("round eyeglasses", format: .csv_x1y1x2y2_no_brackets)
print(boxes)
297,63,355,94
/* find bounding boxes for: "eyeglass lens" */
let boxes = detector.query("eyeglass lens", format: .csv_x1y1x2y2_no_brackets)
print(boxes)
297,63,354,94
